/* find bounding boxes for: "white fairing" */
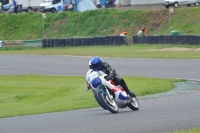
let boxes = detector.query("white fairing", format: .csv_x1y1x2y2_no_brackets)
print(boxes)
87,70,128,108
87,70,104,93
112,86,128,107
86,69,92,81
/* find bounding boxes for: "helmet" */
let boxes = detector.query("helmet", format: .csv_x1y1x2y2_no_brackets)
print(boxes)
89,60,92,69
91,56,102,71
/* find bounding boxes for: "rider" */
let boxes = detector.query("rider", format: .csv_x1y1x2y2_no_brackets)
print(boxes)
90,56,135,97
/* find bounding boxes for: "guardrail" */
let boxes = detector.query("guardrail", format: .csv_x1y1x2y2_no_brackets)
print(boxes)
4,40,24,47
0,39,42,47
24,39,42,46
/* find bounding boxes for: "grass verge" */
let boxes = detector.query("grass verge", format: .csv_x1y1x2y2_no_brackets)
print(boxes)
1,44,200,59
1,7,200,40
0,75,184,118
170,128,200,133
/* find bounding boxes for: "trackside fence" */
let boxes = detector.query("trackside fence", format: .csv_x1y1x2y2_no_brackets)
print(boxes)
42,36,124,48
0,39,42,47
133,35,200,45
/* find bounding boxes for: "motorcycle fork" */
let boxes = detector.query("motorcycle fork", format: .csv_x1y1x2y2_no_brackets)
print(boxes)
98,86,114,100
105,87,114,100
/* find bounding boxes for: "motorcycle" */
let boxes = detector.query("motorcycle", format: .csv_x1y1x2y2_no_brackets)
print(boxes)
87,70,139,113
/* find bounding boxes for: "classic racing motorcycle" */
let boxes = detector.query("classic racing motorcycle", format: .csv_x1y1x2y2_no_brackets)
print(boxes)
86,70,139,113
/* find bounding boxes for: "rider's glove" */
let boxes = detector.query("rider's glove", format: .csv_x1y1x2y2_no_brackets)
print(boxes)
105,75,113,81
86,82,92,91
87,85,91,90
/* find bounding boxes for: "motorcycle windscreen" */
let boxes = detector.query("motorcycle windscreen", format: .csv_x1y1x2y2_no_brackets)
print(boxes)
91,77,102,88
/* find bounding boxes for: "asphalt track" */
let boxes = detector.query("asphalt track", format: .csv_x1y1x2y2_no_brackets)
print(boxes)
0,54,200,133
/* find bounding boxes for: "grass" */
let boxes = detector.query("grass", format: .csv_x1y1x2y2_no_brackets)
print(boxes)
0,75,183,118
1,44,200,59
170,128,200,133
0,7,199,133
1,7,200,40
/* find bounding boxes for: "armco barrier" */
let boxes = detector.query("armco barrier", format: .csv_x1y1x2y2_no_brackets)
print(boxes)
0,40,39,47
4,40,24,47
42,36,124,48
24,39,42,46
133,35,200,45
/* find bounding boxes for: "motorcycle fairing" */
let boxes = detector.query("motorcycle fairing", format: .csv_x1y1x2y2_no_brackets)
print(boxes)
118,92,128,100
111,87,128,100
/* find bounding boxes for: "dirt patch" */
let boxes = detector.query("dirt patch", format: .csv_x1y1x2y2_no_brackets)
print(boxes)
148,47,200,51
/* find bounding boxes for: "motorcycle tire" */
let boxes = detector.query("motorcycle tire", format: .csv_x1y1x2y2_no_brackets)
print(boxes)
98,91,119,113
127,96,140,111
94,92,107,110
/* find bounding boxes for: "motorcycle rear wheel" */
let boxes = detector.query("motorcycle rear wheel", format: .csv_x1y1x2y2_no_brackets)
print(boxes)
127,96,140,111
98,91,119,113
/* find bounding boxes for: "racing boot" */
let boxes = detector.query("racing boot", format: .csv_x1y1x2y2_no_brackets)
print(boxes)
122,84,136,98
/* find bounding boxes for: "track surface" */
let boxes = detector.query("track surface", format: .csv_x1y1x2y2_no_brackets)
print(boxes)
1,55,200,80
0,55,200,133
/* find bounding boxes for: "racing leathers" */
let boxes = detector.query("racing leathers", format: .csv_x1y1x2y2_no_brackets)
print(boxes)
101,62,135,97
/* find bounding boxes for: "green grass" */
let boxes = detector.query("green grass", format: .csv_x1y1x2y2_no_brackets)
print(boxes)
1,44,200,59
170,128,200,133
0,75,183,118
1,7,200,40
0,7,199,133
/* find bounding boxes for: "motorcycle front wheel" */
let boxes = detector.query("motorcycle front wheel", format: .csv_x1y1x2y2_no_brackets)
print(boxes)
98,91,119,113
94,92,107,110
